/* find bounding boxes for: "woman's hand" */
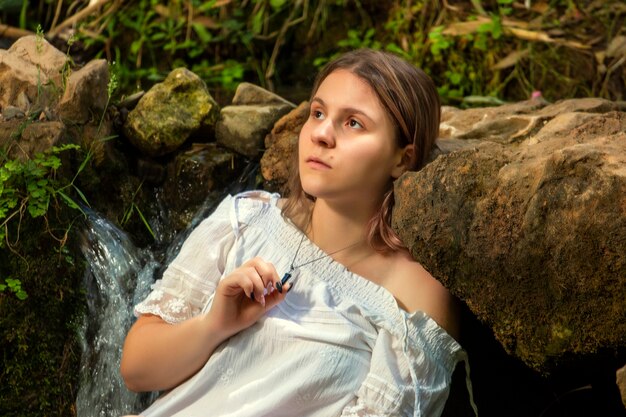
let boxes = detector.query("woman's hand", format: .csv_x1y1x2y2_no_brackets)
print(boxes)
205,257,291,340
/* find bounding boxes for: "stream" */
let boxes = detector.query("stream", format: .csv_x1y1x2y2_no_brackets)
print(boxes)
76,208,159,416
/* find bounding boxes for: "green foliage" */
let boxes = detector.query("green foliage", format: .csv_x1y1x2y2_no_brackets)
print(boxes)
73,0,279,92
6,1,625,103
0,144,89,248
0,277,27,300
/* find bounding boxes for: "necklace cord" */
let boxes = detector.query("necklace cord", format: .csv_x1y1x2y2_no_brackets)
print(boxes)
290,234,362,270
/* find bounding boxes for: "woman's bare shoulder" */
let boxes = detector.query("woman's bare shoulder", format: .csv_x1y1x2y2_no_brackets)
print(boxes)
385,251,460,339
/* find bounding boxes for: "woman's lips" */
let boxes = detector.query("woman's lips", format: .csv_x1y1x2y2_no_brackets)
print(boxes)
305,156,331,169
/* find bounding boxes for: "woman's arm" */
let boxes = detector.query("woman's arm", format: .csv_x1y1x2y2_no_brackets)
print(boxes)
121,257,290,392
121,312,224,392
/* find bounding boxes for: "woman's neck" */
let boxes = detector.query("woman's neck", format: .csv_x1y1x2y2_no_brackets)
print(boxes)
308,198,377,254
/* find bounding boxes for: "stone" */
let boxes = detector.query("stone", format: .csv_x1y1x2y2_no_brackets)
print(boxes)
162,143,240,229
439,100,546,144
216,103,293,159
618,364,626,408
123,68,220,157
537,97,625,118
0,120,65,161
232,82,296,107
260,101,309,191
58,59,110,123
8,35,68,76
392,109,626,373
15,91,30,112
2,105,25,120
0,35,68,110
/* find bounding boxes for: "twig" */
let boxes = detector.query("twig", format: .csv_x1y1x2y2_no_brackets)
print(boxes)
186,0,193,43
0,24,34,39
265,0,308,83
470,0,487,16
50,0,64,33
601,55,626,97
47,0,110,39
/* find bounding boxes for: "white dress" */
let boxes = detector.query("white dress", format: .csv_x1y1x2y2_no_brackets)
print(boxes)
134,191,474,417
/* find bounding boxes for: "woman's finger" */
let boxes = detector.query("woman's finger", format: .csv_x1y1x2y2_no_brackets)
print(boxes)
248,258,280,286
263,282,292,310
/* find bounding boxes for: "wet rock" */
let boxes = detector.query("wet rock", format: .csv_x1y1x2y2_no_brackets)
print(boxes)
260,101,309,191
123,68,220,157
58,59,109,124
0,35,68,110
162,143,240,229
392,109,626,373
216,103,293,159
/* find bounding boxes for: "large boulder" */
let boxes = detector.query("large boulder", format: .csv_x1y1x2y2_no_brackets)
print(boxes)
392,101,626,373
123,68,220,157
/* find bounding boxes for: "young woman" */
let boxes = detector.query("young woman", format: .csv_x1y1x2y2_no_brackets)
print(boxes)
121,48,474,417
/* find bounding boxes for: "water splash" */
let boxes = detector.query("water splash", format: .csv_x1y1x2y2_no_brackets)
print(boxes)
76,211,157,416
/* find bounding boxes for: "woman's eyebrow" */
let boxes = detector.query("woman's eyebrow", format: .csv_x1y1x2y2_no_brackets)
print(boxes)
311,97,374,122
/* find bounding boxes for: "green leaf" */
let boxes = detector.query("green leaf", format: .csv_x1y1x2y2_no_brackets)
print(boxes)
57,190,81,211
270,0,286,10
75,150,93,177
192,23,212,43
135,203,156,239
130,39,143,55
16,290,27,300
4,160,20,171
72,185,90,207
251,7,264,35
52,143,80,153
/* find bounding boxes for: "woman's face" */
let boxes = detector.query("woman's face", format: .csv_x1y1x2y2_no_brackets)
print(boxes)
298,69,407,206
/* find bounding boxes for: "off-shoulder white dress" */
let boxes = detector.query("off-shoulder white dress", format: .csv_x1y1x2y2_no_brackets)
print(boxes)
134,191,474,417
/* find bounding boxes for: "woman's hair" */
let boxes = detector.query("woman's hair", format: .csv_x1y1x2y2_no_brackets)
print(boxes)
282,48,441,252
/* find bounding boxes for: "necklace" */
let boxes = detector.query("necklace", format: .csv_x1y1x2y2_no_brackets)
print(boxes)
278,233,362,290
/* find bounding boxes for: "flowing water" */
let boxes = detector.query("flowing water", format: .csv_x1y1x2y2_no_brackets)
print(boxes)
76,210,159,416
75,165,256,416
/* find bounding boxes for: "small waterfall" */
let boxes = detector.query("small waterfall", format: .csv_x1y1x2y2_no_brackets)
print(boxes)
76,211,158,416
74,167,253,415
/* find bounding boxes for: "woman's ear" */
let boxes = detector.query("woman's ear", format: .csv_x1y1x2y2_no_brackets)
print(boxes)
391,144,415,179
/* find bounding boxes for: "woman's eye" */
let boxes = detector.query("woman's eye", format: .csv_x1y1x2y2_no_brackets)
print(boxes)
348,119,363,129
312,110,324,119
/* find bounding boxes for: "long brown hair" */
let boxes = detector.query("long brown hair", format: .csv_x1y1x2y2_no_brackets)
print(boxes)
282,48,441,252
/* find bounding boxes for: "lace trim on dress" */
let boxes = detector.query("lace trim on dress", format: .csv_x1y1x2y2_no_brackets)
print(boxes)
341,403,391,417
134,289,198,324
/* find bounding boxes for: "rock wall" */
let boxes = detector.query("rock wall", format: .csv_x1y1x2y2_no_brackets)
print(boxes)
393,99,626,374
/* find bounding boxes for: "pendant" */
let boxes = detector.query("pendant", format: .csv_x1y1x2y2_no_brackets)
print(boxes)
281,272,292,285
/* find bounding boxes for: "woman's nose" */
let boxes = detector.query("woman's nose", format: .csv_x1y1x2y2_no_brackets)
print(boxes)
311,118,336,148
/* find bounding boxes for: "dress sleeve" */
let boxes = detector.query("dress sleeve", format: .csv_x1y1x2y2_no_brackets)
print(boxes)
340,313,462,417
134,195,236,324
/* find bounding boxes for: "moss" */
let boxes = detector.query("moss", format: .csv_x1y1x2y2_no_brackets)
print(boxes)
0,212,85,417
